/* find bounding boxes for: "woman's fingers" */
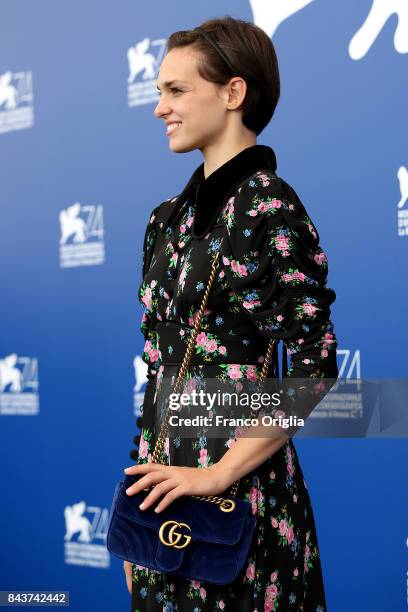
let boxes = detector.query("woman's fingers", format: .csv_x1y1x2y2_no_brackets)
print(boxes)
154,485,186,513
139,479,177,511
124,462,168,475
125,470,168,496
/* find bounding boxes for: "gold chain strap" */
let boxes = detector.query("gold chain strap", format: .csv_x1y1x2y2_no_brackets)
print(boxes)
227,337,276,497
150,244,276,504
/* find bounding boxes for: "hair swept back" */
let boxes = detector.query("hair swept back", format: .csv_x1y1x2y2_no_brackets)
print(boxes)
166,15,280,136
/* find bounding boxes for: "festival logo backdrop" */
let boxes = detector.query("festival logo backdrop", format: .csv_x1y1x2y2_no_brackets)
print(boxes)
1,1,406,610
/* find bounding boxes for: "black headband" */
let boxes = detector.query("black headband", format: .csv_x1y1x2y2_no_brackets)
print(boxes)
194,27,237,74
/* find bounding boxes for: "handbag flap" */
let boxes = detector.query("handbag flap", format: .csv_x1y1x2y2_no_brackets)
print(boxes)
155,541,185,572
115,482,251,546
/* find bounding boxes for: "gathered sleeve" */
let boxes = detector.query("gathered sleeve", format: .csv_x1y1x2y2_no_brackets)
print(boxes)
139,203,163,381
131,205,162,461
219,171,339,434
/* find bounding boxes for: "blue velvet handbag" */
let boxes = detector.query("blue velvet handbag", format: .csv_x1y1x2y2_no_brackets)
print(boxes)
106,249,275,585
107,474,257,585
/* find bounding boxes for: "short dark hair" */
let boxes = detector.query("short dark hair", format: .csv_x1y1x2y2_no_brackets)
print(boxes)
166,15,280,136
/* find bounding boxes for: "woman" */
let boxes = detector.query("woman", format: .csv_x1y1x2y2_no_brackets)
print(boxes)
124,16,338,611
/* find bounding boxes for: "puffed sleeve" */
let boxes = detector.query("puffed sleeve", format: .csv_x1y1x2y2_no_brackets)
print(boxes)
139,206,159,341
139,204,160,343
219,171,339,436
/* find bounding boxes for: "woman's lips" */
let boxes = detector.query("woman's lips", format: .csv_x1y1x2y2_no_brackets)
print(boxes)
166,122,182,136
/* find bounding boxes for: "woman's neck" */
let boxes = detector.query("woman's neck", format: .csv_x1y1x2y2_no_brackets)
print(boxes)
201,133,257,179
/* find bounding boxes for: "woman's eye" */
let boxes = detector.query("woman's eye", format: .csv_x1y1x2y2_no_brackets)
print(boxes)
156,88,183,97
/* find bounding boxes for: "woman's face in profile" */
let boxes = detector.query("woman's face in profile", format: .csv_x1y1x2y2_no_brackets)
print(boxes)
154,46,231,154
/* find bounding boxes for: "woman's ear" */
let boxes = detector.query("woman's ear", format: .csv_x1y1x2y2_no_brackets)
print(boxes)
226,77,247,110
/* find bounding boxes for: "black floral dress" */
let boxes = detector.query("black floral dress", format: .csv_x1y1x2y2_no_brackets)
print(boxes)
129,145,338,612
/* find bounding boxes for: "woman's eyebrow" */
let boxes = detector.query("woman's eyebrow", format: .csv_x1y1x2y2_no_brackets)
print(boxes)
156,80,189,91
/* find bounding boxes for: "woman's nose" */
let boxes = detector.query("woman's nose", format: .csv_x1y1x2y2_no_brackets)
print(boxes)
153,96,171,118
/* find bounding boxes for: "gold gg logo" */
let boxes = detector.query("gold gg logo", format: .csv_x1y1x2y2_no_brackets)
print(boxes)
158,520,192,549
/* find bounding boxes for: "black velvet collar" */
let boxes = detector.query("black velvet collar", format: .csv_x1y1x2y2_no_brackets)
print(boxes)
165,144,278,239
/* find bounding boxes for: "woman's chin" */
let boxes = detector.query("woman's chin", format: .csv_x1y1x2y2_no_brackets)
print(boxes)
168,138,197,154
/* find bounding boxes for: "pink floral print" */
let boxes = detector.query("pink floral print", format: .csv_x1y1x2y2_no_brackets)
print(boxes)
130,167,336,611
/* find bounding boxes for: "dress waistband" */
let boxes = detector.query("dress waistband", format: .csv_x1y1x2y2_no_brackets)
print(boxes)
155,321,288,377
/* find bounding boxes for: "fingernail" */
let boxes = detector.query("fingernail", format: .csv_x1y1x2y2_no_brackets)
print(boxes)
139,502,145,509
154,507,160,513
124,468,130,473
126,488,131,495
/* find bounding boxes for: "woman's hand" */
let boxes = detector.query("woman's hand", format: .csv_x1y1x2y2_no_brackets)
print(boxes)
123,462,233,513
